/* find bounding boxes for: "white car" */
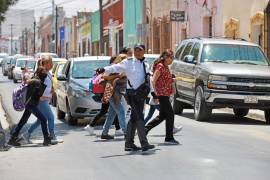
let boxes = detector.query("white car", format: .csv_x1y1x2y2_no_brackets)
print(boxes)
13,57,36,83
0,53,8,66
35,52,58,59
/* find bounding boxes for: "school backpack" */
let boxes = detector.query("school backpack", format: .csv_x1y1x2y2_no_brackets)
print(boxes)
12,83,28,111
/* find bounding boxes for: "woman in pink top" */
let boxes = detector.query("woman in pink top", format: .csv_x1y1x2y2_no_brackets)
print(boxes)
145,50,179,145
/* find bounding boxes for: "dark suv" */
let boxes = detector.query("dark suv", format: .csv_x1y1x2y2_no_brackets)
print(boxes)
171,38,270,124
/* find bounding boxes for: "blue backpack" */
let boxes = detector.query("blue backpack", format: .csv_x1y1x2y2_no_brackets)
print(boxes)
12,83,28,111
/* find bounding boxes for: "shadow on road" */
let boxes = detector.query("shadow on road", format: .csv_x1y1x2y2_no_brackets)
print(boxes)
179,112,267,126
100,149,160,158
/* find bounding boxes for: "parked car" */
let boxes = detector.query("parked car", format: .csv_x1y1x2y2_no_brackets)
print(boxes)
1,56,11,76
56,56,110,125
35,52,58,59
0,53,8,66
7,55,23,79
144,54,160,70
13,57,36,83
51,61,67,107
171,37,270,124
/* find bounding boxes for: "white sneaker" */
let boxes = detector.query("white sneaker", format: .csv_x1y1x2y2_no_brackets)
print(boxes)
84,125,96,136
21,132,32,144
173,126,183,134
114,129,124,137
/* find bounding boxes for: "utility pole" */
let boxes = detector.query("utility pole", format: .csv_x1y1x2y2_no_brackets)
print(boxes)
10,24,13,55
99,0,104,55
33,21,36,54
55,6,58,55
25,28,28,55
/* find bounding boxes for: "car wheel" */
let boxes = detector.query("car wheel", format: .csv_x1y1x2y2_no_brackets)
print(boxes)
66,102,78,126
57,105,65,120
8,73,12,79
233,108,249,118
13,79,17,83
194,85,212,121
264,110,270,125
3,71,7,76
172,94,184,115
52,94,57,107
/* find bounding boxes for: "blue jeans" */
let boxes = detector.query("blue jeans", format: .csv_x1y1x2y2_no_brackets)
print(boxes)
102,98,127,135
11,104,49,139
28,100,55,135
144,105,160,124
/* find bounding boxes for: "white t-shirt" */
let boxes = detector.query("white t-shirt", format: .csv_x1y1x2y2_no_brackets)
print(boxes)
43,72,53,98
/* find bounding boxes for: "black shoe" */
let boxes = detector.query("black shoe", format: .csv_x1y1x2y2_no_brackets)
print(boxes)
101,134,114,140
7,137,21,147
43,139,58,146
142,144,155,152
164,138,179,145
0,145,11,151
125,144,141,151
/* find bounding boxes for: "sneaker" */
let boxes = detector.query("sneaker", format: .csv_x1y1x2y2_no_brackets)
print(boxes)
43,138,58,146
7,138,21,147
142,144,155,152
0,145,11,151
125,144,141,151
101,134,114,140
173,126,183,134
115,129,124,137
49,134,63,143
84,125,96,136
21,132,32,144
164,138,180,145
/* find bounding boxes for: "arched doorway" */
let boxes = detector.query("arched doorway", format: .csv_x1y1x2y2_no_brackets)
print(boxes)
250,11,264,47
224,18,240,39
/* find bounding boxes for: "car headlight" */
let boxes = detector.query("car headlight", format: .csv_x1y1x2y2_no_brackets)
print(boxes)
71,87,90,97
208,75,227,82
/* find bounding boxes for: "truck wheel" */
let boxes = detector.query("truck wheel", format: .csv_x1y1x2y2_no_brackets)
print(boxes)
172,94,184,115
264,110,270,125
57,105,65,120
233,108,249,118
66,102,77,126
194,86,212,121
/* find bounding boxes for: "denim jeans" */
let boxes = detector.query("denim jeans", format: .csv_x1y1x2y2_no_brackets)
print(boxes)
11,104,49,140
144,105,160,124
102,98,127,135
28,100,55,135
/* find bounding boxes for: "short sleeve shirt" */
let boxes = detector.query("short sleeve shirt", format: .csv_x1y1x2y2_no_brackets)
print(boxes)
155,63,174,96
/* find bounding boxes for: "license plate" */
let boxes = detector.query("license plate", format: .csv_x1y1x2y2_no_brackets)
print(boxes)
244,96,258,104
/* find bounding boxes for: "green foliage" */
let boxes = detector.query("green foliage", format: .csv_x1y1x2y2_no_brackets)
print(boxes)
0,0,18,22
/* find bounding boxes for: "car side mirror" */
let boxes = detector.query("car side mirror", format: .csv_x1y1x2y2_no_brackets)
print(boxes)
184,55,196,64
57,74,67,81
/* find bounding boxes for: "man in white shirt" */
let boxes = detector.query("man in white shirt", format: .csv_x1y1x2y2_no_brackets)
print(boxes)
104,44,155,152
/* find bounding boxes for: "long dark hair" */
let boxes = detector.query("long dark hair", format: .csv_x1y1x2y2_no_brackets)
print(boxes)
152,49,174,72
34,66,47,81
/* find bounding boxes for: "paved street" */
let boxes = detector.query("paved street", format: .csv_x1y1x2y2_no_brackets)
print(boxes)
0,73,270,180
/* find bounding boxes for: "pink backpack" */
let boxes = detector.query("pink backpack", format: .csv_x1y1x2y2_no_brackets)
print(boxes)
92,74,105,94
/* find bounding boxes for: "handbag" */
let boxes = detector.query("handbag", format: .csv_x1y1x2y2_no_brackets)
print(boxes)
127,62,150,101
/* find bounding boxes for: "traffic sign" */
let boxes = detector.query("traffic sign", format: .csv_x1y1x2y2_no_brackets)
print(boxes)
170,11,185,22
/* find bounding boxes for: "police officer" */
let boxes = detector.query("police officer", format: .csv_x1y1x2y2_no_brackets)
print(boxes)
103,44,155,152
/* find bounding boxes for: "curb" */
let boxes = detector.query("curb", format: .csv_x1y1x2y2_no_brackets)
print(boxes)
0,95,14,131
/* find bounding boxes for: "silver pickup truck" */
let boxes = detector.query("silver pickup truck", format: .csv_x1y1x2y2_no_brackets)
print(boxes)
171,38,270,124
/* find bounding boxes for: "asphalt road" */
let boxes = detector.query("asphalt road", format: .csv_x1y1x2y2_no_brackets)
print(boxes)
0,73,270,180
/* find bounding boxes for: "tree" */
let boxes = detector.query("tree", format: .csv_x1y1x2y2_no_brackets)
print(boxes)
0,0,18,22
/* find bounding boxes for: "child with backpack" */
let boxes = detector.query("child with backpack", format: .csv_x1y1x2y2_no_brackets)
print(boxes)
8,66,57,147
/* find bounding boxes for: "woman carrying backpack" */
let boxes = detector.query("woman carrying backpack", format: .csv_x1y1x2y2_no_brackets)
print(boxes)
144,50,180,145
8,66,57,146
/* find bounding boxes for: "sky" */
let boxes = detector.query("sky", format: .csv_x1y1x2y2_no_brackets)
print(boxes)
11,0,99,20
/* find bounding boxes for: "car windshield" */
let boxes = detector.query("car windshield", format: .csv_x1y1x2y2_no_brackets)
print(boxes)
26,61,36,69
72,60,109,79
201,44,269,65
16,60,26,68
